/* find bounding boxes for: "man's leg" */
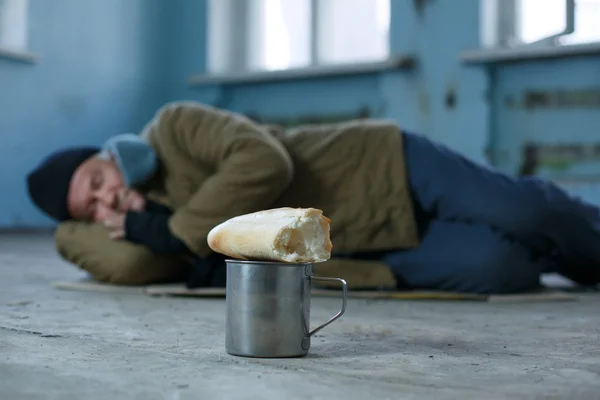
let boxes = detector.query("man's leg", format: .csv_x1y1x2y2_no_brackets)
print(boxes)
403,131,600,285
55,221,190,285
382,220,555,294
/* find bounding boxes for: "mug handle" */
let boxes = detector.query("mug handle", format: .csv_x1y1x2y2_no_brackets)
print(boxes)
308,276,348,337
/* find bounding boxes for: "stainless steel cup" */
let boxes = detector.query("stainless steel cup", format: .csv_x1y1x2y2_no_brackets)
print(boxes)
225,260,348,358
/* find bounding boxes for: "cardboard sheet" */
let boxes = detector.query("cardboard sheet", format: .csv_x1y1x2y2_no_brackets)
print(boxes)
52,278,579,302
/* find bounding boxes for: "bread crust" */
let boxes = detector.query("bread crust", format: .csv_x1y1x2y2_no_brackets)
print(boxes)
207,207,333,263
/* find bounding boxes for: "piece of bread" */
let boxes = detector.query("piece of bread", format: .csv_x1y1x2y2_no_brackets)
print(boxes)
207,207,333,263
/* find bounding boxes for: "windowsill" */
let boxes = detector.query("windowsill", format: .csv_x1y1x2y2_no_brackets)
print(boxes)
0,47,39,64
188,56,416,86
460,42,600,64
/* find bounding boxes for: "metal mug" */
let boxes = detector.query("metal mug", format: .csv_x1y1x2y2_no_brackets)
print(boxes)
225,260,348,358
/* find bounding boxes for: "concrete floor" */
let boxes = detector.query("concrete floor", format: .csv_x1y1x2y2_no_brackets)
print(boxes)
1,233,599,400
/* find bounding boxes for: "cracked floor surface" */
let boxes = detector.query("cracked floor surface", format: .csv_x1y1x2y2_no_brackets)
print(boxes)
1,233,600,400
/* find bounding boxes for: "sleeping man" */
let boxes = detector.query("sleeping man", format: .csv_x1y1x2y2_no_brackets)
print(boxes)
26,101,600,293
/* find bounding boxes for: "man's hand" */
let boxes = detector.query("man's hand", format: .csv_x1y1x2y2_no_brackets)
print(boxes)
103,213,126,240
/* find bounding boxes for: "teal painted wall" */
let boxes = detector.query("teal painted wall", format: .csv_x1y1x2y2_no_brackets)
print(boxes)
0,0,492,228
4,0,598,227
169,0,491,165
161,0,600,206
491,56,600,205
0,0,170,227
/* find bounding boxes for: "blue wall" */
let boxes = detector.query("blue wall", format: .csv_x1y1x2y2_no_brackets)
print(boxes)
491,55,600,205
0,0,170,227
156,0,600,207
3,0,599,227
0,0,494,228
168,0,490,164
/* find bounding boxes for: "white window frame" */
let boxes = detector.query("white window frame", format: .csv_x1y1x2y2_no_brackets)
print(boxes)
466,0,600,63
482,0,600,49
0,0,36,63
206,0,391,75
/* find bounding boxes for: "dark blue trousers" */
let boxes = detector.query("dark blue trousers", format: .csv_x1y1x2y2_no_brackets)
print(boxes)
379,132,600,294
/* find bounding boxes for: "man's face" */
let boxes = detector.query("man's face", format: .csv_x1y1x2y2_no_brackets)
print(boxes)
67,154,146,222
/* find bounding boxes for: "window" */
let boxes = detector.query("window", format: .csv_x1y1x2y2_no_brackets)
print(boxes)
482,0,600,48
0,0,29,51
246,0,312,71
207,0,390,74
317,0,391,65
519,0,600,45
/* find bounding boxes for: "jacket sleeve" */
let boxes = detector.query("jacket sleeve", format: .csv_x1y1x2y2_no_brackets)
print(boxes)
163,107,294,258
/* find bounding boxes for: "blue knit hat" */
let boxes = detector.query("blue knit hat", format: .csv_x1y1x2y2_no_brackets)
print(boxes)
102,133,158,188
26,147,100,221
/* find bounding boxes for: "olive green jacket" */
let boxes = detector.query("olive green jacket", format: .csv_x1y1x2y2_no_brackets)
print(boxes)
141,101,420,258
56,102,420,289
